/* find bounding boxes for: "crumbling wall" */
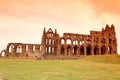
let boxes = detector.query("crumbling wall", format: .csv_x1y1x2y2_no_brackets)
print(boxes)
1,24,117,59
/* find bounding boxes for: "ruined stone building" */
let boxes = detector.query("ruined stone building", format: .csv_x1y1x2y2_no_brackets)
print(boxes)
0,24,118,59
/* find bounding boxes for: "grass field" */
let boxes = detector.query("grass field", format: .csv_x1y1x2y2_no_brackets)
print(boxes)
0,55,120,80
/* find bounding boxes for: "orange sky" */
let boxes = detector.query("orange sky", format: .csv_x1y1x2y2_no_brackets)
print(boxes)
0,0,120,54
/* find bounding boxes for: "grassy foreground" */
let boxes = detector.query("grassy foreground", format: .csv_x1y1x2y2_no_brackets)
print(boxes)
0,55,120,80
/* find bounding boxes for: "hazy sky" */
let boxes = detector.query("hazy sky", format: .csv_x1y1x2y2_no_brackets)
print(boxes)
0,0,120,54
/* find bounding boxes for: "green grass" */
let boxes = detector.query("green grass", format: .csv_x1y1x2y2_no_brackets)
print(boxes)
0,55,120,80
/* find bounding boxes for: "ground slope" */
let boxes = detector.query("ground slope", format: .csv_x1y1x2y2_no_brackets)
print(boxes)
0,55,120,80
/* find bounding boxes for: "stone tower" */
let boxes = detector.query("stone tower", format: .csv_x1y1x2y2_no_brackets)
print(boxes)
41,28,59,55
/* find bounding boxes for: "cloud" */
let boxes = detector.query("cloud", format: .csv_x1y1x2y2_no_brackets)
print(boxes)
83,0,120,16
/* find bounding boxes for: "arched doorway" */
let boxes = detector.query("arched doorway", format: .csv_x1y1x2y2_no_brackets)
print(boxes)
87,46,91,55
101,45,106,55
80,46,84,55
67,45,71,55
73,46,77,55
94,46,99,55
61,46,65,55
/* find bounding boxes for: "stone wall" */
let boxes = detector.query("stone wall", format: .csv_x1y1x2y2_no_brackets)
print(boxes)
0,24,117,59
42,24,117,58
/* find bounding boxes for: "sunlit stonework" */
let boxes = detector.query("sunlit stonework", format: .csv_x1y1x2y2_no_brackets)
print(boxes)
0,24,117,59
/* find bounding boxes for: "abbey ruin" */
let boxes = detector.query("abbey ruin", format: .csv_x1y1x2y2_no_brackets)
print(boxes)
0,24,118,59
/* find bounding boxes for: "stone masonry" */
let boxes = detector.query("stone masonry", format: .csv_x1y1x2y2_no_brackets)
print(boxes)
0,24,118,59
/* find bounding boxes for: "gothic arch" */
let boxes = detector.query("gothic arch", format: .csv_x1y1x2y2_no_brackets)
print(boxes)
8,44,15,53
49,39,51,45
73,45,78,55
61,38,65,44
16,44,22,53
101,45,106,55
86,45,91,55
73,39,78,45
66,39,72,44
0,50,6,56
67,45,71,55
94,45,99,55
79,40,85,45
7,43,15,53
80,46,84,55
52,47,55,53
86,39,91,44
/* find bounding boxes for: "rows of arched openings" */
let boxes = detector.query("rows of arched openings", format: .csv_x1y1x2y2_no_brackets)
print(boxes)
61,39,86,45
25,45,41,52
8,44,41,55
60,45,112,56
95,38,114,44
9,44,22,54
45,38,55,53
46,39,55,45
61,38,114,45
45,47,55,53
45,32,56,54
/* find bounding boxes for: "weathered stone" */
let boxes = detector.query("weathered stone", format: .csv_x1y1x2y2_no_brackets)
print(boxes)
0,24,117,59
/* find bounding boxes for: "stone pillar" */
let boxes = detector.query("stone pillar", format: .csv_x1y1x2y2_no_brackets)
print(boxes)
13,47,16,57
84,46,87,56
29,45,31,53
41,44,46,55
11,48,14,56
99,48,101,55
56,45,61,56
70,47,73,56
64,48,67,56
51,47,52,53
6,47,9,57
68,49,71,56
47,47,49,53
79,50,81,56
22,45,26,57
65,40,66,45
91,46,94,55
77,47,79,56
113,44,117,54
